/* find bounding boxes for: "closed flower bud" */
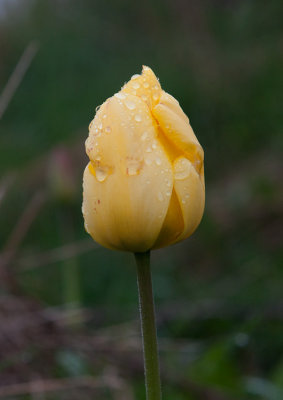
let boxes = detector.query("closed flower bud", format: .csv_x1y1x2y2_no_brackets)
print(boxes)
82,66,205,252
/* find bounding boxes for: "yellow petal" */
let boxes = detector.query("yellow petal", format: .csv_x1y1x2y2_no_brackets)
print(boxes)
152,91,203,173
122,65,162,109
82,94,173,252
152,188,184,249
172,157,205,242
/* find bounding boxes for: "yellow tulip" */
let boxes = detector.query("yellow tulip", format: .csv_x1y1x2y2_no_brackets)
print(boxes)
82,66,205,252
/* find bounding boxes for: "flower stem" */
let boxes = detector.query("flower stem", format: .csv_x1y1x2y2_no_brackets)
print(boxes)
134,251,162,400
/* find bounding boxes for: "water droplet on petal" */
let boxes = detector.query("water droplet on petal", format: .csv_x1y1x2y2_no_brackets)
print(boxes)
158,192,164,201
174,157,192,180
182,199,186,204
153,93,159,101
152,142,157,149
96,168,109,182
146,147,152,153
145,158,152,166
132,81,140,89
155,157,162,166
143,82,149,88
105,126,111,134
141,94,147,101
166,191,171,197
135,114,142,122
146,180,150,185
126,159,143,176
185,193,190,199
103,114,107,119
125,100,136,110
115,92,126,100
98,122,102,130
141,132,148,141
131,74,140,80
94,155,101,161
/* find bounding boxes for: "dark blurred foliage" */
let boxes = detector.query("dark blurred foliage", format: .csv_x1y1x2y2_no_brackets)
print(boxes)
0,0,283,399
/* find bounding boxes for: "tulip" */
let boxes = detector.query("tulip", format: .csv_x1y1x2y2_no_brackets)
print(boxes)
82,66,205,253
82,66,205,400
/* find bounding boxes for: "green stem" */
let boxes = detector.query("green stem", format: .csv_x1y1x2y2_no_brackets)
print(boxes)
135,251,162,400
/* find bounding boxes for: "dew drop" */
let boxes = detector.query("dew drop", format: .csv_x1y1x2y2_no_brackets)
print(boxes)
95,105,101,112
103,114,107,119
94,155,101,161
125,100,136,110
141,131,148,141
146,147,152,153
153,93,159,101
115,92,126,100
105,126,111,134
132,81,140,89
166,190,171,197
135,114,142,122
157,192,164,202
155,157,162,166
126,159,142,176
98,122,103,130
185,193,190,199
145,158,152,166
131,74,140,80
143,82,149,88
174,157,192,180
146,180,151,185
152,142,157,149
182,199,186,204
96,168,109,182
141,94,147,101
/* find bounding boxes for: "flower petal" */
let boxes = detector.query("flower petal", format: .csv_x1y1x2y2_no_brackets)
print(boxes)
172,157,205,242
121,65,162,109
153,188,184,249
82,94,173,252
152,91,203,173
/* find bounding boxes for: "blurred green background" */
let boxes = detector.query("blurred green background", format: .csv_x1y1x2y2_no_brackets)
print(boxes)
0,0,283,399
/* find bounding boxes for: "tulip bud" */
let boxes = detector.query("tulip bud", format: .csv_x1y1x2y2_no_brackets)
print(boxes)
82,66,205,252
